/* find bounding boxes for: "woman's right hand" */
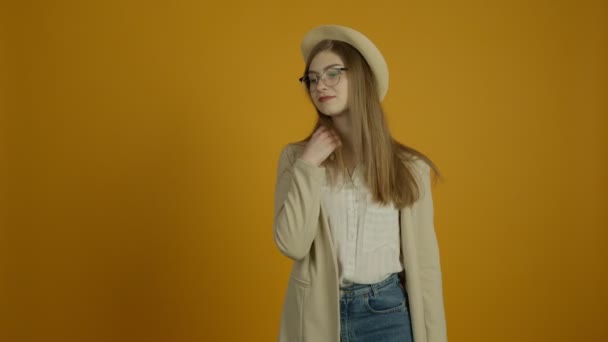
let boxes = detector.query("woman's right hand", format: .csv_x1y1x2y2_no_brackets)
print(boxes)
299,126,342,167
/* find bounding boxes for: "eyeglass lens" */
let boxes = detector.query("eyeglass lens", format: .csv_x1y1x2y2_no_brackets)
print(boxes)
303,68,342,91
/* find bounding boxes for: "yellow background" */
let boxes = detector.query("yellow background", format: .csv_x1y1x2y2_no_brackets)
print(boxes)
1,0,607,341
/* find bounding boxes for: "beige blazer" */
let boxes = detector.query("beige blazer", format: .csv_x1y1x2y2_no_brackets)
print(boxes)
273,143,447,342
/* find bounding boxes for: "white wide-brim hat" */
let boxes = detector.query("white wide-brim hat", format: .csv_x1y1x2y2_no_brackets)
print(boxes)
300,24,389,101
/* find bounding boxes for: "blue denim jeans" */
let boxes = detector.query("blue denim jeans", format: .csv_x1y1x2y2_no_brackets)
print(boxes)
339,273,413,342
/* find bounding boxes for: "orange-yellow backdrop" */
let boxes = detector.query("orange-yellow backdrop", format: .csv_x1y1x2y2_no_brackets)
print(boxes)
1,0,607,341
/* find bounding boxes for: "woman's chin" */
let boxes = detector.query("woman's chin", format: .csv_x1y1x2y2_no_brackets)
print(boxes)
318,108,347,117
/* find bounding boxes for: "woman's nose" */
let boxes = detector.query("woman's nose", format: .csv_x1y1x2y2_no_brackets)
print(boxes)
315,78,329,91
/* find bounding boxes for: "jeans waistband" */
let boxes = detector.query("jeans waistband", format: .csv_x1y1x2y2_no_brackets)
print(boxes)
339,273,401,298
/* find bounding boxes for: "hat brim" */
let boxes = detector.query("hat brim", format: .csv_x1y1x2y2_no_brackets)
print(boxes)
301,25,389,101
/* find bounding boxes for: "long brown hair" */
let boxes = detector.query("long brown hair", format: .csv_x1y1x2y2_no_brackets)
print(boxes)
297,39,442,209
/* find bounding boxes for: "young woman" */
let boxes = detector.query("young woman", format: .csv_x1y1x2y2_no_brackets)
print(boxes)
273,25,447,342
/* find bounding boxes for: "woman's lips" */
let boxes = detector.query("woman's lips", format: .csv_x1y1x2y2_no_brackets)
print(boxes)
319,96,335,102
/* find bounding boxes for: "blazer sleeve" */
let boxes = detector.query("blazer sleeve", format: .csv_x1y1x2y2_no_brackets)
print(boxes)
273,144,325,261
414,159,448,342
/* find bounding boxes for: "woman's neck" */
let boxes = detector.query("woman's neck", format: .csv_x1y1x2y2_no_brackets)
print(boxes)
331,114,358,170
332,113,352,148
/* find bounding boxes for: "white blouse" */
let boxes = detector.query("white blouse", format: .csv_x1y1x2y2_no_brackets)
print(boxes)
321,165,404,286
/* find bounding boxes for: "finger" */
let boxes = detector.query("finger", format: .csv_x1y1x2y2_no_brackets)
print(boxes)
323,136,340,150
327,129,339,140
311,128,321,138
332,130,341,142
328,131,341,145
312,126,325,138
320,131,335,143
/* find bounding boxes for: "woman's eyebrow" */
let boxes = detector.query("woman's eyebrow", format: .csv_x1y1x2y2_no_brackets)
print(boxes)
308,64,343,74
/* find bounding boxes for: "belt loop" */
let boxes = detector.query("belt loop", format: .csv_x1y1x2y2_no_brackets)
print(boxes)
371,285,378,297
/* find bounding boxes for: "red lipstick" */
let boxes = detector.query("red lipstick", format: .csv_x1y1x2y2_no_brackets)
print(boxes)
319,96,335,102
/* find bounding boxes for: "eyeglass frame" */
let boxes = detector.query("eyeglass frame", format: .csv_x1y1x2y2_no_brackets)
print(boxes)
299,67,349,92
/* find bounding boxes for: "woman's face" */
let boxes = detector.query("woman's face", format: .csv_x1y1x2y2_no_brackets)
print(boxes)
307,51,349,116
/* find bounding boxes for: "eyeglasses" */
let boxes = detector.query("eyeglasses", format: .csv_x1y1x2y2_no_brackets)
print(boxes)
299,67,348,91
